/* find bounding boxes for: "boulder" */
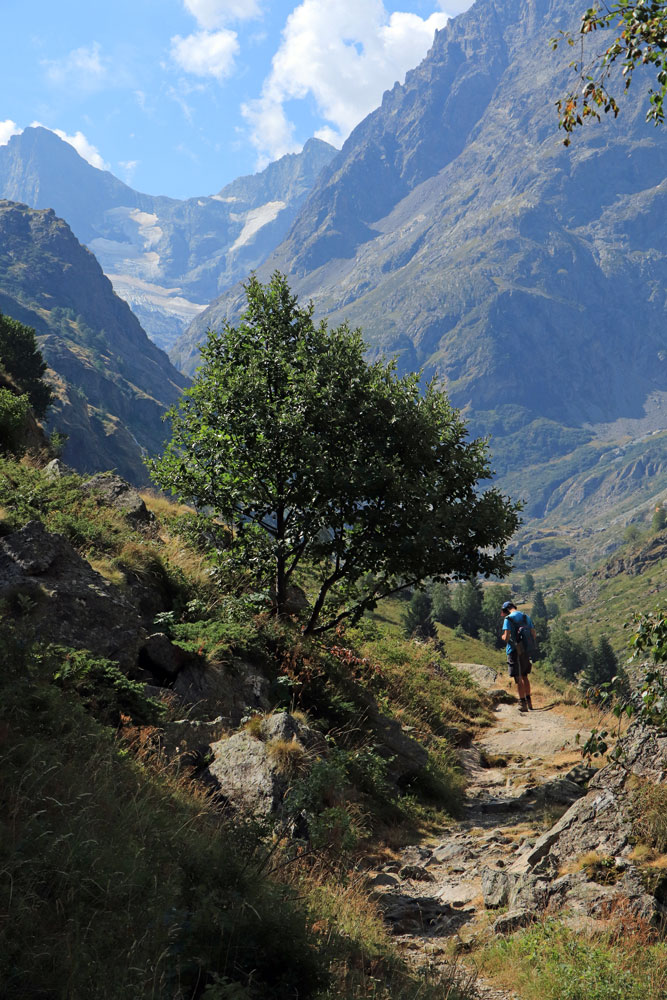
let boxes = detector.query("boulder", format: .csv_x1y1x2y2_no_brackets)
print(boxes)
0,520,145,669
481,868,510,908
140,632,191,678
204,711,321,818
206,730,288,816
364,705,428,783
173,658,271,723
493,909,535,935
82,473,155,528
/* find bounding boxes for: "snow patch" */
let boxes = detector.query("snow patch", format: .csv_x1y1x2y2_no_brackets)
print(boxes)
230,201,286,252
106,274,207,323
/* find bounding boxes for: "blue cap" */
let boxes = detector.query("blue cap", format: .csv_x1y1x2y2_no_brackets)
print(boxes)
501,601,514,612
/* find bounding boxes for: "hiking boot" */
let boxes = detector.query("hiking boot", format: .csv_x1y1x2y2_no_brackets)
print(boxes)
526,695,534,710
518,698,528,713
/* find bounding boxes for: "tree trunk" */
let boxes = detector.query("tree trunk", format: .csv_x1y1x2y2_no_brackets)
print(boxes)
275,507,287,617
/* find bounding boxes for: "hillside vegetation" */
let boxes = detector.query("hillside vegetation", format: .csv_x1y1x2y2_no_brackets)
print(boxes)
0,453,495,1000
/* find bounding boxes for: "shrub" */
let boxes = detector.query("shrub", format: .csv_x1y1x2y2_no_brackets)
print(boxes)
0,388,30,454
632,782,667,854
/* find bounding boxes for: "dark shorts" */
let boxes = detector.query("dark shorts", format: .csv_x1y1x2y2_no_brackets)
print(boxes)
507,646,532,680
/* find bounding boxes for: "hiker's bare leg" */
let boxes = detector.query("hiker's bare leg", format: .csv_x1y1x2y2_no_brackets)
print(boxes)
516,676,529,700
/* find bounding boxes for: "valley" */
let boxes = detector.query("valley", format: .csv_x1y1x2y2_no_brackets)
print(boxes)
0,0,666,997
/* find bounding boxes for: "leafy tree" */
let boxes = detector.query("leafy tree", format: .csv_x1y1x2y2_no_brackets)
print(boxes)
624,522,643,544
546,629,589,680
0,312,52,418
522,571,535,594
0,388,31,455
479,583,512,645
149,274,520,635
652,505,667,533
562,586,581,611
452,578,483,637
431,581,458,627
402,591,436,640
553,0,667,142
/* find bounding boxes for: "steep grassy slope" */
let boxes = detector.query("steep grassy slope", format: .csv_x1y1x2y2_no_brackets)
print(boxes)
0,200,188,483
0,455,493,999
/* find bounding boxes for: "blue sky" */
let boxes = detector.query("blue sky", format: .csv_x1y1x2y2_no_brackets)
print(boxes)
2,0,473,199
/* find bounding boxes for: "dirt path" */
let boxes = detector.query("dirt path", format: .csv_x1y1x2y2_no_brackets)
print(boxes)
368,664,595,999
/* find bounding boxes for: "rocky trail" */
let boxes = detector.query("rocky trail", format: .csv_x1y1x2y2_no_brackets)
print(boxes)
365,664,597,1000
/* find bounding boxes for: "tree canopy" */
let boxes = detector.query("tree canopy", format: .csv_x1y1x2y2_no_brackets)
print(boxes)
149,273,520,635
554,1,667,141
0,312,52,418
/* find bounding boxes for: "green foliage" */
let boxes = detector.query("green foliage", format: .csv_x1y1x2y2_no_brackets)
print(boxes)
0,627,327,1000
479,582,512,645
150,273,520,635
0,388,31,455
562,586,581,611
401,590,436,639
0,311,53,417
0,459,132,552
625,522,643,544
580,634,618,689
545,628,589,680
522,571,535,593
553,0,667,142
581,610,667,760
52,646,165,726
531,590,548,622
481,919,667,1000
452,577,483,637
652,504,667,533
546,599,560,620
430,581,458,627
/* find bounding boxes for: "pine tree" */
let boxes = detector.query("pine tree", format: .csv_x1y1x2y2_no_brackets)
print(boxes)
531,590,548,622
402,591,436,640
431,582,457,627
581,635,619,689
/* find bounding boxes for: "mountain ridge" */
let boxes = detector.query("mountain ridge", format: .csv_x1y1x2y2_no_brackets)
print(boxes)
176,0,667,544
0,199,188,483
0,128,337,349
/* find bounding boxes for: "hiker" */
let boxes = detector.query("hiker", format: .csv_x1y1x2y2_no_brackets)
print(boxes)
501,601,536,712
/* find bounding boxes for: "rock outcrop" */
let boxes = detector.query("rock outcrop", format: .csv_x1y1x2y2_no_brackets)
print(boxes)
0,519,145,668
205,712,323,818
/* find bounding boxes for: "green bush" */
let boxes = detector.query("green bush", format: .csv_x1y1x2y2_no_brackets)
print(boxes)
52,646,165,726
0,388,30,454
481,920,667,1000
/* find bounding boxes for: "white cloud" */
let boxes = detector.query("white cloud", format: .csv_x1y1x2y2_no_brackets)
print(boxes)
171,28,239,79
0,120,21,146
43,42,108,91
30,122,109,170
242,0,447,164
119,160,139,183
183,0,261,29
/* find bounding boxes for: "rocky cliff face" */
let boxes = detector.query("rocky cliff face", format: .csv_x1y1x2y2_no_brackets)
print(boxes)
0,200,188,484
0,128,336,349
179,0,667,536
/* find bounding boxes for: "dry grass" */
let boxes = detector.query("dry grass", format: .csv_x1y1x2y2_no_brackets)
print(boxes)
139,489,194,518
243,713,265,739
267,738,310,778
87,555,125,586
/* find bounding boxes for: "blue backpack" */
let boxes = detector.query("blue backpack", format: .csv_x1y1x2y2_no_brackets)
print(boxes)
509,612,537,658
